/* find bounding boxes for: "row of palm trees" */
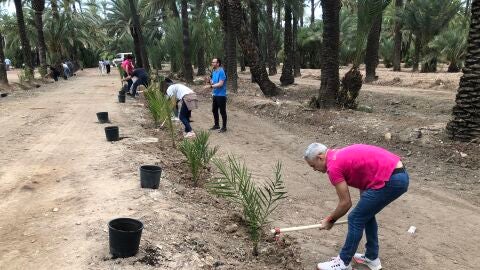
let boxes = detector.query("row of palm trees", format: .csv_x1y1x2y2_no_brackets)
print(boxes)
0,0,477,140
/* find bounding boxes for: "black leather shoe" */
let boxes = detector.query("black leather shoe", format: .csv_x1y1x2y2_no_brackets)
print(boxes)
210,125,220,130
219,127,227,133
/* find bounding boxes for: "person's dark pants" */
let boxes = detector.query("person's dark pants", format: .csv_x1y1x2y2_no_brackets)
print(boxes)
212,96,227,129
130,77,148,96
179,99,192,133
339,168,409,265
106,64,111,74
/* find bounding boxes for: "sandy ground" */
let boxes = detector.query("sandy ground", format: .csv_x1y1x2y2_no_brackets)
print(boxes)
0,68,479,269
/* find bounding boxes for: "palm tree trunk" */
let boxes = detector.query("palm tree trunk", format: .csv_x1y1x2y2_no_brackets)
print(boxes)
219,0,238,92
240,52,246,71
227,0,279,96
51,0,60,20
293,12,301,77
316,0,340,108
249,0,260,83
195,0,206,76
266,0,277,75
280,1,294,86
446,0,480,141
33,0,47,77
13,0,34,78
128,0,150,73
412,37,420,71
365,14,382,83
170,0,180,18
181,0,193,81
310,0,315,25
466,0,471,15
0,32,8,85
393,0,403,71
131,26,143,68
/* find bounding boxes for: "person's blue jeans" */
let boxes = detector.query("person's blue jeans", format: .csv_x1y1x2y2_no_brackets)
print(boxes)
339,170,409,265
179,99,192,133
130,77,148,96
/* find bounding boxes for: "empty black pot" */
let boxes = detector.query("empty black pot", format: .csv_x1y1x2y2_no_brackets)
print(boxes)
105,126,119,141
118,94,126,103
96,112,109,123
108,218,143,258
140,165,162,189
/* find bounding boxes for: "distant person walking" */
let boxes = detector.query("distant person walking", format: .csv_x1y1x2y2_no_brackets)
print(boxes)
204,58,227,133
165,79,198,138
4,58,11,71
105,60,111,74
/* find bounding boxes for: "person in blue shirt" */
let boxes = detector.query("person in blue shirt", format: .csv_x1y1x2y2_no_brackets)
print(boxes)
122,68,149,97
204,58,227,132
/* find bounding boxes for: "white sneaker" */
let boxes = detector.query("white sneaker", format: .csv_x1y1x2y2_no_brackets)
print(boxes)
171,116,180,121
317,256,352,270
184,131,196,138
353,253,382,270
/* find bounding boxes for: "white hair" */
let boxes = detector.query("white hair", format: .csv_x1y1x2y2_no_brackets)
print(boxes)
304,143,328,161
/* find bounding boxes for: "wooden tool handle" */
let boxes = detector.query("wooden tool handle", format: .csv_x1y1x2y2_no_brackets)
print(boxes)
271,220,348,234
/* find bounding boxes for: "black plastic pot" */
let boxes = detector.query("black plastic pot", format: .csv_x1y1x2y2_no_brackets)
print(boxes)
119,90,126,95
140,165,162,189
108,218,143,258
118,94,126,103
96,112,109,123
105,126,119,141
0,93,7,98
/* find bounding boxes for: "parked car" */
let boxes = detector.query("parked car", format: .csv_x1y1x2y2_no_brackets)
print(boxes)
112,52,133,67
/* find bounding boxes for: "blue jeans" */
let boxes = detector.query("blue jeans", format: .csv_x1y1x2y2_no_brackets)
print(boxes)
130,77,148,96
179,99,192,133
339,170,409,264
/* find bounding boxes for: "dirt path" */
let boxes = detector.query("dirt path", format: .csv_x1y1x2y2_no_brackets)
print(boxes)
1,70,479,269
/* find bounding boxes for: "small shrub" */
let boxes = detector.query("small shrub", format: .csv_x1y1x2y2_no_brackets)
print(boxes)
208,156,287,255
179,131,218,186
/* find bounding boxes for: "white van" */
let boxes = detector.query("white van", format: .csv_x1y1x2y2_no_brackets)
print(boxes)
112,52,133,67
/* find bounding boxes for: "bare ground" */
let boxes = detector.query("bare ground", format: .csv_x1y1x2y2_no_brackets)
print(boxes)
0,67,479,270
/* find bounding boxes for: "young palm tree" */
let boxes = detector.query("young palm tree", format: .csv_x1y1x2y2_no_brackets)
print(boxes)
226,0,279,96
13,0,34,79
446,0,480,141
280,0,294,85
315,0,341,108
392,0,403,71
0,32,8,84
181,0,193,81
32,0,47,77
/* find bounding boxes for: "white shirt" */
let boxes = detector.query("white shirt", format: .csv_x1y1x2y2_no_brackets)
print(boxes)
166,84,194,100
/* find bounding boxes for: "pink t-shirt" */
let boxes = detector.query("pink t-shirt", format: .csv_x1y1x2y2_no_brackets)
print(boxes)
326,144,400,190
121,59,134,75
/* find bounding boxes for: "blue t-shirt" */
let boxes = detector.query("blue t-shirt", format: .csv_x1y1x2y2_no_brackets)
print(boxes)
212,67,227,96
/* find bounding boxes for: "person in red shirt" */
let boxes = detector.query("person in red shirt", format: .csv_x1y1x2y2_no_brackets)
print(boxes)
304,143,409,270
121,55,135,92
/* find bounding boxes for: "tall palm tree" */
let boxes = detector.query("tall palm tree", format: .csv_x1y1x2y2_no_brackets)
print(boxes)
446,0,480,141
13,0,34,78
402,0,460,72
392,0,403,71
280,0,294,85
310,0,315,25
181,0,193,81
195,0,206,76
128,0,150,72
32,0,47,77
315,0,340,108
364,14,383,82
339,0,390,109
219,0,237,92
51,0,60,20
293,0,303,77
226,0,279,96
0,32,8,84
266,0,277,75
249,0,259,83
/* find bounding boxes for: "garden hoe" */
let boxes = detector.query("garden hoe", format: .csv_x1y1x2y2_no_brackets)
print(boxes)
271,220,348,239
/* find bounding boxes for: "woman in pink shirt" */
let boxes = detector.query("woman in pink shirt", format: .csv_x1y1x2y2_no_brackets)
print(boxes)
304,143,409,270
